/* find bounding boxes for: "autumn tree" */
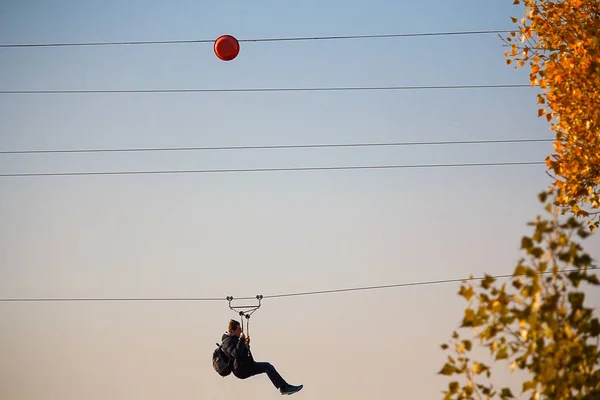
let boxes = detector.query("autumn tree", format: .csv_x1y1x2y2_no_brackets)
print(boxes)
438,188,599,399
504,0,600,229
437,1,600,399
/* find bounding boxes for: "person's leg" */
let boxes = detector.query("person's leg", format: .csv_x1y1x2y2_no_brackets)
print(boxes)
249,361,288,389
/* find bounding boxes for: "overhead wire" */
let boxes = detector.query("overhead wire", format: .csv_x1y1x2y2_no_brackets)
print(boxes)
0,161,546,178
0,138,554,155
0,29,564,305
0,83,531,95
0,28,582,312
0,29,512,48
0,267,596,303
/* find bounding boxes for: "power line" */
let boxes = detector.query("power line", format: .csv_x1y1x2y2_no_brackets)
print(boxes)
0,29,512,48
0,83,531,95
0,267,594,303
0,161,545,178
263,267,598,299
0,138,554,155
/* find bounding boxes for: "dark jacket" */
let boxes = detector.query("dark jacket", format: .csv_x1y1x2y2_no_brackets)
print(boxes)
220,333,253,378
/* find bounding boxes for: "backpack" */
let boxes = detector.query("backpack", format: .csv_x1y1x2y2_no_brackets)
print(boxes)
212,343,233,377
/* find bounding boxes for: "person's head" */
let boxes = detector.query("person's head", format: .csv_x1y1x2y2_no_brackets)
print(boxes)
228,319,242,336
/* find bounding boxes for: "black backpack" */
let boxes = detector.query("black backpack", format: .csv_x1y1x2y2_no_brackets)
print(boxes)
212,343,233,377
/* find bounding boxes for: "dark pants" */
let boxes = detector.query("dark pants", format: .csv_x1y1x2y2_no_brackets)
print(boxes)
236,361,288,389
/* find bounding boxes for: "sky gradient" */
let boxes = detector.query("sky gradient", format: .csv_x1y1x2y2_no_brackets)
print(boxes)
1,1,599,399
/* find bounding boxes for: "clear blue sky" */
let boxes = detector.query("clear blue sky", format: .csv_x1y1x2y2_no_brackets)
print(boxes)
1,1,598,399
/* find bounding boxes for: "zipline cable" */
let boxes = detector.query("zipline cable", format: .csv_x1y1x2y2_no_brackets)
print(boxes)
0,29,512,48
0,138,554,155
0,161,546,178
0,83,531,95
0,267,595,303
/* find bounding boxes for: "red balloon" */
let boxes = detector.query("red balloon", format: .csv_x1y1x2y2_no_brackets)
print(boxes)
214,34,240,61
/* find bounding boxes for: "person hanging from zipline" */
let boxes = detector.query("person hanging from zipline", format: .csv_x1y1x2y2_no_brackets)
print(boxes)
218,319,303,395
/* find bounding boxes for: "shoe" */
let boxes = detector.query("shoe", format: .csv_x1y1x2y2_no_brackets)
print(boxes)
280,384,303,395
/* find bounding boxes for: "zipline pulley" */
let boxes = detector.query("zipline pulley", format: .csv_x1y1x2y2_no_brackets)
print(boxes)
226,295,263,341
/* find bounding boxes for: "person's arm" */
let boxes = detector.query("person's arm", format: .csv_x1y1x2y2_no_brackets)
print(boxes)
230,336,248,358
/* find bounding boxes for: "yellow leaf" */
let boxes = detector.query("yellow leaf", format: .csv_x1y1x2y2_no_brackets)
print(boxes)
554,141,563,153
520,328,528,340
